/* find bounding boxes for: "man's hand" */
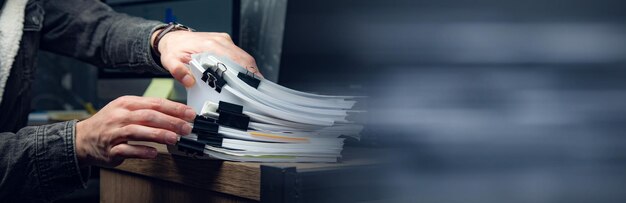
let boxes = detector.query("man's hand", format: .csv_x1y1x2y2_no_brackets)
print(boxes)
75,96,196,167
151,30,263,88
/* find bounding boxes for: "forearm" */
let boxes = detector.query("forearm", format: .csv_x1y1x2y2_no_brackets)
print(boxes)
0,121,89,202
40,0,166,73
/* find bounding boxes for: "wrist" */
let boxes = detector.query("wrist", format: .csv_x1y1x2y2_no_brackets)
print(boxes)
150,28,162,50
151,22,194,57
74,121,91,167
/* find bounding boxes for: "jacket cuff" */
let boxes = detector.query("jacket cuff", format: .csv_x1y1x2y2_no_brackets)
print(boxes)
145,23,169,73
34,120,90,201
131,21,168,73
106,16,167,74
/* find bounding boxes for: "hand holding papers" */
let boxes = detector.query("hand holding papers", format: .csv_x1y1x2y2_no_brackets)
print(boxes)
168,53,363,162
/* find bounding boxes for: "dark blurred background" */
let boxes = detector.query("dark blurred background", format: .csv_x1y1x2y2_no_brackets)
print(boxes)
278,0,626,202
32,0,626,202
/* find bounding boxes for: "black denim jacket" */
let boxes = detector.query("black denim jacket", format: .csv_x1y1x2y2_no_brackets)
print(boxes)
0,0,166,202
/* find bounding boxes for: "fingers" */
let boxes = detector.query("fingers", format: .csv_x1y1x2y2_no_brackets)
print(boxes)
159,31,264,84
246,66,264,79
118,96,196,122
116,124,179,145
161,55,195,88
76,95,198,168
221,48,264,78
226,46,257,70
203,33,263,78
110,143,158,160
127,109,192,135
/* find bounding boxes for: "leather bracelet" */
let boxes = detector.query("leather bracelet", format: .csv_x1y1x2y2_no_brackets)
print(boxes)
152,22,194,57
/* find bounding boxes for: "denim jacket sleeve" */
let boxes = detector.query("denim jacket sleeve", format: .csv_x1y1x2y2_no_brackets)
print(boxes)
0,0,167,201
40,0,167,73
0,121,90,202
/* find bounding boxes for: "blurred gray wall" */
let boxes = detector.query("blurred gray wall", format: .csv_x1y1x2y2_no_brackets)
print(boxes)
277,1,626,202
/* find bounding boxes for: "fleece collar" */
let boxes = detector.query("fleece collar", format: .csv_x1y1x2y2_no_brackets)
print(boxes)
0,0,28,105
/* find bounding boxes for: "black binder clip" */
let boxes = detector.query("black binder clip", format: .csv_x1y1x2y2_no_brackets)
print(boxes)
192,115,220,142
237,70,260,89
195,136,224,148
177,136,205,157
201,63,228,92
216,101,250,131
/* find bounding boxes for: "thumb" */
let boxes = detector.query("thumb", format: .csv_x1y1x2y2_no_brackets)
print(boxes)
162,56,195,88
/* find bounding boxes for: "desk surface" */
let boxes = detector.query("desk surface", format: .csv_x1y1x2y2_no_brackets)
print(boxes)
105,142,380,201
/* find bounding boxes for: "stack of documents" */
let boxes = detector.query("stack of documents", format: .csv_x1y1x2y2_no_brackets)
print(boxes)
168,53,363,162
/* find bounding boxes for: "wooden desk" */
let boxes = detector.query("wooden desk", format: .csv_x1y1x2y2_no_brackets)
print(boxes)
100,143,383,203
